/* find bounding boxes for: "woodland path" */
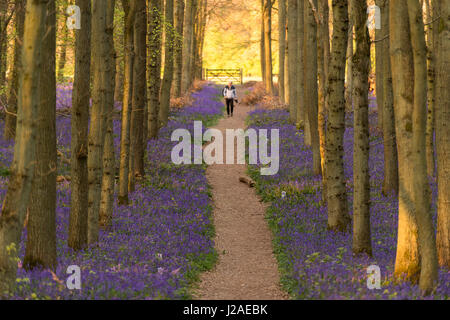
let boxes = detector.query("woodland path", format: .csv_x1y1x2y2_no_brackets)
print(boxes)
194,87,288,300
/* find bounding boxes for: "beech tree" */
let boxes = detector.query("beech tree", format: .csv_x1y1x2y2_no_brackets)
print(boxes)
181,0,196,93
0,0,48,294
325,0,350,232
173,0,185,98
287,0,297,123
263,0,273,94
278,0,286,103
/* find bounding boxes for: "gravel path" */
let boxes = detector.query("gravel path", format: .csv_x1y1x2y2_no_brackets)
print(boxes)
193,88,288,300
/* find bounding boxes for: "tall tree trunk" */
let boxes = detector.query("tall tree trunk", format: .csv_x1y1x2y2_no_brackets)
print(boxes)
188,0,198,84
4,0,25,140
351,0,371,256
260,0,265,84
173,0,184,97
380,0,399,196
375,0,384,130
0,0,10,93
318,0,329,202
284,34,289,104
297,0,305,134
148,0,162,139
425,0,436,177
0,0,47,294
88,0,113,243
181,0,195,93
407,0,438,294
390,0,420,283
99,0,116,228
118,0,136,205
287,0,297,123
129,0,146,192
278,0,286,102
435,0,449,269
57,5,69,83
23,0,56,271
69,0,91,250
345,17,353,112
263,0,273,94
325,0,350,232
304,0,320,174
159,0,174,127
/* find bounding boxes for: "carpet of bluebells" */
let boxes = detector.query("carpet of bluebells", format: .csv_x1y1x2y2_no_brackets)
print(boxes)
0,84,223,299
246,97,449,300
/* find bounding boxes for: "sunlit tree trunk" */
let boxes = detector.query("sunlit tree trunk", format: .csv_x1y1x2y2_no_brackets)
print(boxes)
69,0,91,250
88,0,112,243
0,0,10,92
278,0,286,102
160,0,174,127
287,0,297,123
99,0,116,228
380,0,399,196
148,0,162,139
263,0,273,94
284,35,289,104
326,0,350,232
260,0,265,84
297,0,305,135
118,0,136,205
173,0,184,97
435,0,450,269
375,0,384,130
406,0,438,294
181,0,195,93
0,0,47,294
390,0,420,283
344,15,353,112
304,0,320,174
57,0,69,83
4,0,25,140
351,0,371,256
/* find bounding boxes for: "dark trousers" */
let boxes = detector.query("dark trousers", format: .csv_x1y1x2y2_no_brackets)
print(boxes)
225,98,234,115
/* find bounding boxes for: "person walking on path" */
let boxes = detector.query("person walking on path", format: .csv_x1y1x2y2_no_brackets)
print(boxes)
223,82,238,117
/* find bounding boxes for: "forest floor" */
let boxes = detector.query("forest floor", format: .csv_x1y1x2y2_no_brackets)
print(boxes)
194,88,288,300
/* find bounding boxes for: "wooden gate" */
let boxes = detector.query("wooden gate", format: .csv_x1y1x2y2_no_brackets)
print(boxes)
204,68,243,84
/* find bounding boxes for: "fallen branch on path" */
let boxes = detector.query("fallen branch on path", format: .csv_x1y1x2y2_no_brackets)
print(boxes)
239,176,255,188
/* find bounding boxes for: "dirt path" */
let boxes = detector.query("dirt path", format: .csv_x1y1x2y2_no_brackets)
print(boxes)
194,88,288,300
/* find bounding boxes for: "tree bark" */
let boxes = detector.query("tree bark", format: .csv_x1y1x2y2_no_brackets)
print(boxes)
99,0,116,229
297,0,306,135
436,0,450,269
380,0,399,196
325,0,350,232
88,0,113,243
181,0,195,93
69,0,91,250
260,0,265,84
287,0,297,123
345,16,353,112
148,0,162,139
390,0,420,283
278,0,286,102
0,0,47,294
173,0,185,97
407,0,438,294
351,0,371,256
118,0,136,205
263,0,273,94
4,0,25,140
375,0,384,130
57,1,69,83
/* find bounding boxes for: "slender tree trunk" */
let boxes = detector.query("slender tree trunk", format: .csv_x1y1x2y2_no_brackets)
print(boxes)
99,0,116,228
407,0,438,294
159,0,174,127
188,0,198,84
181,0,195,92
278,0,286,102
129,0,146,192
287,0,297,123
118,0,136,205
57,7,69,83
390,0,420,283
297,0,305,134
173,0,184,97
375,0,384,130
425,0,436,177
148,0,162,139
381,0,399,196
0,0,47,294
263,0,273,94
0,0,10,93
351,0,371,256
326,0,350,232
304,0,320,174
436,0,450,269
318,0,329,202
345,17,353,112
23,0,56,271
260,0,265,84
88,0,113,243
284,35,289,104
69,0,91,250
4,0,25,140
